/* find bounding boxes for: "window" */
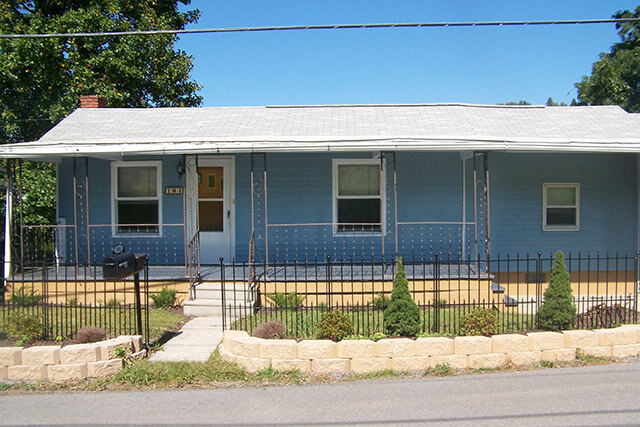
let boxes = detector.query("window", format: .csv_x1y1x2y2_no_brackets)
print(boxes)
112,161,162,234
333,159,384,233
543,183,579,231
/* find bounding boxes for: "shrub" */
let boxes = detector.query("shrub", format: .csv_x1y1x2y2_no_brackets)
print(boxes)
316,310,353,342
266,292,305,308
75,327,107,343
383,259,420,337
461,307,498,336
369,293,389,310
575,304,637,329
538,251,576,331
252,320,286,339
6,312,43,343
150,286,177,308
9,287,43,307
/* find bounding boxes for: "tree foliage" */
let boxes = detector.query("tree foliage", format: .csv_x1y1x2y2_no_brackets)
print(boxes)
0,1,203,233
576,6,640,112
538,251,576,332
383,258,420,337
1,0,202,144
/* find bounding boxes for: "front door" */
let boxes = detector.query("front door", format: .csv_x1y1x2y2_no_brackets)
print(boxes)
192,157,234,264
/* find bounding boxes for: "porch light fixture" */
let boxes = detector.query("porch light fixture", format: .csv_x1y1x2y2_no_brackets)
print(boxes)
176,160,185,177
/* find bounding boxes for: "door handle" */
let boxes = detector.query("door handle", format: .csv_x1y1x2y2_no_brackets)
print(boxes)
227,210,230,219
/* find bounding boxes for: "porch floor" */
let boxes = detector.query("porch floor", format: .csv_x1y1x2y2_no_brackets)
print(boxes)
7,263,489,282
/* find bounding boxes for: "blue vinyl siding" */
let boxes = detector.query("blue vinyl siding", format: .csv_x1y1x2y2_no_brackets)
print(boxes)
490,152,638,256
55,151,638,265
57,156,186,265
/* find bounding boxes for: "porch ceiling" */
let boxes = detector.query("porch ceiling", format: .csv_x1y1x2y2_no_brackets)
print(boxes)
3,103,640,159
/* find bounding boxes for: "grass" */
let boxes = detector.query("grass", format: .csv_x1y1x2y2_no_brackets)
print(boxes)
232,306,537,339
0,306,185,344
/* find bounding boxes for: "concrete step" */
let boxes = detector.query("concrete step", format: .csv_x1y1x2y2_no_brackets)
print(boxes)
183,299,252,317
192,288,251,300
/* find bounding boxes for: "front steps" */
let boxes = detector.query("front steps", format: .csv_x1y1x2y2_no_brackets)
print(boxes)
183,282,253,317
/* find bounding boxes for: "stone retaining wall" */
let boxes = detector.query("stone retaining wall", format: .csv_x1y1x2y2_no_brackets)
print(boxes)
219,325,640,374
0,336,146,382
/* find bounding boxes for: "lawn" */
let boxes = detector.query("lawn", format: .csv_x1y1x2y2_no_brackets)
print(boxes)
0,305,186,345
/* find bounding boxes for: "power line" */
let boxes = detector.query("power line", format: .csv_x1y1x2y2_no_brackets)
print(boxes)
1,18,640,39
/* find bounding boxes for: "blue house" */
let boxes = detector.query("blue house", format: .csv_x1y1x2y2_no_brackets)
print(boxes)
2,97,640,287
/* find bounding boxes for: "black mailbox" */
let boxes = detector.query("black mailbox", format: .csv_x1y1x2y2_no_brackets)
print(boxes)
102,246,147,280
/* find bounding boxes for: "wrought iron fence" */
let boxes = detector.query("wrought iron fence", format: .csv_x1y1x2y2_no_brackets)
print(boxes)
222,252,640,337
0,261,150,343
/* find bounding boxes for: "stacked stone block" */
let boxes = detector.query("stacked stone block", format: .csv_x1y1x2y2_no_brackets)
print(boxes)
220,325,640,374
0,335,145,382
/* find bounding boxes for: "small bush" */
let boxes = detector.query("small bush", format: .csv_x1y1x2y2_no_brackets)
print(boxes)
384,259,421,337
538,251,576,331
369,293,389,310
575,304,637,329
460,307,498,336
150,286,177,308
75,327,107,343
316,310,353,342
433,298,448,309
105,298,121,308
252,321,286,339
9,287,43,307
266,292,305,308
6,312,43,343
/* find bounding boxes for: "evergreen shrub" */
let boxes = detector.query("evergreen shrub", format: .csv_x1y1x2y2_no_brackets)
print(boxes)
538,251,576,331
383,259,421,337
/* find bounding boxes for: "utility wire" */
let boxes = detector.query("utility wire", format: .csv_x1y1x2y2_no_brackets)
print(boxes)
1,18,640,39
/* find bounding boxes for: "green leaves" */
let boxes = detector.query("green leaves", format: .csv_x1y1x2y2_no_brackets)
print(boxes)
383,258,421,337
0,0,202,145
576,6,640,113
538,250,576,332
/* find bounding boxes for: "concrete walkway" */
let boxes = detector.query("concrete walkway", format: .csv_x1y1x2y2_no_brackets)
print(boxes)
149,317,223,362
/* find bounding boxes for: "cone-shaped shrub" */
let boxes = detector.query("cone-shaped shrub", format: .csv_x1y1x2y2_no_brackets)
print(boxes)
384,258,421,337
538,251,576,331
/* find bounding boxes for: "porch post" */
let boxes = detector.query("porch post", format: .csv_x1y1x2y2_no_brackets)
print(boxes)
473,153,478,261
264,153,269,267
392,152,398,260
3,160,12,280
484,152,491,264
84,157,91,265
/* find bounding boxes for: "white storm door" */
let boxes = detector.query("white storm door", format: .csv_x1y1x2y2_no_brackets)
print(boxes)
197,158,234,264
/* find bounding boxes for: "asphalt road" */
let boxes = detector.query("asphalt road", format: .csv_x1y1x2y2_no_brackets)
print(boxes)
2,362,640,426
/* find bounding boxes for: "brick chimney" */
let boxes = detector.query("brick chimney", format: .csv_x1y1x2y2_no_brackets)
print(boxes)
79,95,107,108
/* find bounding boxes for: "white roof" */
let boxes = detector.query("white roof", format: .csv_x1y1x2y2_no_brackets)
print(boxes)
2,103,640,159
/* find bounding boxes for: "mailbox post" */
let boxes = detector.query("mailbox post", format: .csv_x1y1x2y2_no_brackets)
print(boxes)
102,245,148,339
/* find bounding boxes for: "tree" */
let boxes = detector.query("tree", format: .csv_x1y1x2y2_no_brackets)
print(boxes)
545,97,568,107
0,1,203,232
576,6,640,112
1,0,203,145
384,258,420,337
537,251,576,331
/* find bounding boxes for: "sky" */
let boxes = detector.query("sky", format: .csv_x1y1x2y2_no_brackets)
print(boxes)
175,1,640,107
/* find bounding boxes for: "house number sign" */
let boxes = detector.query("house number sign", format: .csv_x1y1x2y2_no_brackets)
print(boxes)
165,186,184,195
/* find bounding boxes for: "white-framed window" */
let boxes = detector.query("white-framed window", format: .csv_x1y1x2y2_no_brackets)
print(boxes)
332,158,385,233
111,161,162,234
543,183,579,231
